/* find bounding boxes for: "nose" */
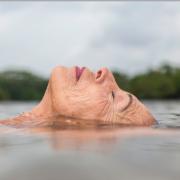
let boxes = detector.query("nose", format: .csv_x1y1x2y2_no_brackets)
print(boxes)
95,67,109,83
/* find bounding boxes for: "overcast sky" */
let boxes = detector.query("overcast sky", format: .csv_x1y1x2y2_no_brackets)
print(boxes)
0,2,180,77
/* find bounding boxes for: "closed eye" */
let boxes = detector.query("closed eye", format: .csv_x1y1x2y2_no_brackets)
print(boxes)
112,91,115,99
120,93,133,112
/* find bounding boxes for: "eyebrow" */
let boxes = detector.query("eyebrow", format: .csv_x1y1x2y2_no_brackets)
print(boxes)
120,93,133,112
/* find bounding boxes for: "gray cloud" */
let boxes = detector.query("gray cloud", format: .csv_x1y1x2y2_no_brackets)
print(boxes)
88,2,180,74
0,2,180,77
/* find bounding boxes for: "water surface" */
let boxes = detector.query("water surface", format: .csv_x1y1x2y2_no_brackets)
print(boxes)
0,100,180,180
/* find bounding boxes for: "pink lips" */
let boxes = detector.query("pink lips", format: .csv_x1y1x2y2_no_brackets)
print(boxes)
75,66,85,81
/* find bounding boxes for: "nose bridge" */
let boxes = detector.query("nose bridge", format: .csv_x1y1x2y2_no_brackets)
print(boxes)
107,70,120,90
102,67,116,82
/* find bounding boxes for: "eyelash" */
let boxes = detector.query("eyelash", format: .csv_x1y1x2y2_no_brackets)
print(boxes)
112,91,115,99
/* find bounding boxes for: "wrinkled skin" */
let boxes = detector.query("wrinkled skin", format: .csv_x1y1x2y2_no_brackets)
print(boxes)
0,66,156,127
30,66,156,126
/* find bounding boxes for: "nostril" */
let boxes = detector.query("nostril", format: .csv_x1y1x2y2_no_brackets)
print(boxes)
96,70,102,79
95,68,108,83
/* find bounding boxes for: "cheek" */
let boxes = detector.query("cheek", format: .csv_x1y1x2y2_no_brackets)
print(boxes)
87,91,112,116
71,88,110,117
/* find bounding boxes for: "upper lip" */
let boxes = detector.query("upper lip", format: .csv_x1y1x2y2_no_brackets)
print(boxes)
75,66,85,81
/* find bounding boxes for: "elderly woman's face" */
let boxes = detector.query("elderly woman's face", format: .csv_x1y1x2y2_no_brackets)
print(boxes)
42,66,155,126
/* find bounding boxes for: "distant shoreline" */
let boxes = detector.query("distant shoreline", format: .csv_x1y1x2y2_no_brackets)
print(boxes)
0,64,180,100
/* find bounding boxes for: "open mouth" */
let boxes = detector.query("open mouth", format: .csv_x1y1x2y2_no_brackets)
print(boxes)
75,66,85,81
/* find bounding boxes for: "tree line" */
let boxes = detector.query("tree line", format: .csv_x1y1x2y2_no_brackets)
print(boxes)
0,64,180,101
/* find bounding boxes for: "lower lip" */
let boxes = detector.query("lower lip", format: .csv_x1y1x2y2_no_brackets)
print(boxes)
75,66,85,81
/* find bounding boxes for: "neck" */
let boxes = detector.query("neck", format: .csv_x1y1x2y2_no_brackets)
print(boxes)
31,84,54,118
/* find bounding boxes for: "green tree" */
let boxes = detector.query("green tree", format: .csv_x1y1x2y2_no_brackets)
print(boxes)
1,63,180,101
112,71,130,91
0,70,48,100
130,69,177,99
0,87,9,100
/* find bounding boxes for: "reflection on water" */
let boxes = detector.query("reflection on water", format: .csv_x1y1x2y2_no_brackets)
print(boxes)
0,100,180,180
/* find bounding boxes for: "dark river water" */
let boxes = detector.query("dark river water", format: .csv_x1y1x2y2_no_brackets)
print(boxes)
0,100,180,180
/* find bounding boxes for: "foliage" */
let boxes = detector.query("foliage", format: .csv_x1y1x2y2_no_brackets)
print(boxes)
129,70,176,99
112,71,130,91
0,70,48,101
0,64,180,101
113,63,180,99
